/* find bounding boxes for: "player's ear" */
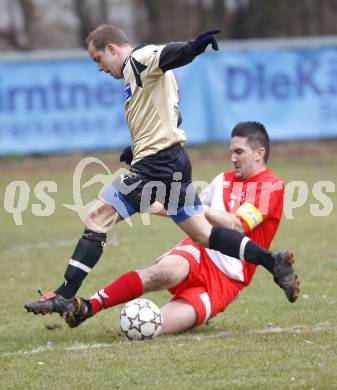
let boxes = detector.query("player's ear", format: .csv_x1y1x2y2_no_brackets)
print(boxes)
106,43,118,54
256,147,265,162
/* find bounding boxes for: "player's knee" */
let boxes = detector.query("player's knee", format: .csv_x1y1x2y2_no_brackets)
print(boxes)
85,212,106,233
139,266,173,291
148,266,172,286
85,204,117,233
86,208,99,224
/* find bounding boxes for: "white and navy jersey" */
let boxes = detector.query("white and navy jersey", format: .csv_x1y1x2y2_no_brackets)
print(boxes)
122,43,198,164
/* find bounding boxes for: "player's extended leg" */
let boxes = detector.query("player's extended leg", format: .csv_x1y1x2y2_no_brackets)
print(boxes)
160,299,197,335
64,254,190,328
177,212,300,302
24,200,122,315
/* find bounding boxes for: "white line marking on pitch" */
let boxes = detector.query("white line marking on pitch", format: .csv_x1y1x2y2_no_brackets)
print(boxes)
0,321,332,358
1,237,120,254
1,240,77,253
190,321,333,340
0,342,113,357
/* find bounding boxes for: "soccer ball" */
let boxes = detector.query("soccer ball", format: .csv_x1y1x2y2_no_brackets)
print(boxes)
120,298,162,341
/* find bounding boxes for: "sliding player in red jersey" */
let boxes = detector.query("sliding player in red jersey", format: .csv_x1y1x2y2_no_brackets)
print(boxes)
63,121,300,334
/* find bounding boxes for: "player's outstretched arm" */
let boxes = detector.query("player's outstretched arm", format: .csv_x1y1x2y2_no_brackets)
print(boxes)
159,29,220,72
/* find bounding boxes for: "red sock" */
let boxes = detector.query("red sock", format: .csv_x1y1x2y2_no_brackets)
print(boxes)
90,271,144,314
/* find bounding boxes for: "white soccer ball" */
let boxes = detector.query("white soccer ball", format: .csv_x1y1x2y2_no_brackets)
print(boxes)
120,298,162,341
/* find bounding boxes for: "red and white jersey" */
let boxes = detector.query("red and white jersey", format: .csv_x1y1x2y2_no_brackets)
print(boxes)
188,168,285,284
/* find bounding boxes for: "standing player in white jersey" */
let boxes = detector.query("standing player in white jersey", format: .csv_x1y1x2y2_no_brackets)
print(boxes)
24,26,299,316
63,121,299,332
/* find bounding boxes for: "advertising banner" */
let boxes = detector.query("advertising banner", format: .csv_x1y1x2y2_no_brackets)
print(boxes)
1,43,337,155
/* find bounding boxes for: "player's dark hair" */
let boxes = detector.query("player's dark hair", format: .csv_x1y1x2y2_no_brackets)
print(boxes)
85,24,129,50
231,121,270,163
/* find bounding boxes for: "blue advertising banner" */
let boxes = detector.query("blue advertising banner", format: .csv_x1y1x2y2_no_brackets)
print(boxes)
1,42,337,155
0,57,128,154
184,45,337,142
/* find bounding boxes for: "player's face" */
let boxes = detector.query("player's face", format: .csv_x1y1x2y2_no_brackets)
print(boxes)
230,136,265,179
88,42,123,79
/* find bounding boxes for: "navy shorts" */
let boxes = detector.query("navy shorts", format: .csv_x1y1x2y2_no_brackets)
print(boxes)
101,144,203,223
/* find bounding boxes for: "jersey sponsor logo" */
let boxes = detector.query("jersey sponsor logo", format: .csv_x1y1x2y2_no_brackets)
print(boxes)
124,83,132,101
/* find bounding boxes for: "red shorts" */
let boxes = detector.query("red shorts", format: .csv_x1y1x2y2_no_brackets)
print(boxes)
166,237,250,326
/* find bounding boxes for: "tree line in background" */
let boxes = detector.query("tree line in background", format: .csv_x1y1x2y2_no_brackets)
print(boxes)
1,0,337,51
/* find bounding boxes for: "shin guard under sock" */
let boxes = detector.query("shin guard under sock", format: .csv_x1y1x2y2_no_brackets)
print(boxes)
55,229,107,299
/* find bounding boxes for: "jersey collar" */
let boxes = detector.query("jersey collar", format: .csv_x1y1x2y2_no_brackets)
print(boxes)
245,168,272,182
233,168,273,183
122,44,145,72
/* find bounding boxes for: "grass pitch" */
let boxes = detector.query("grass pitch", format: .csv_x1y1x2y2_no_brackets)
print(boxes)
0,144,336,389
